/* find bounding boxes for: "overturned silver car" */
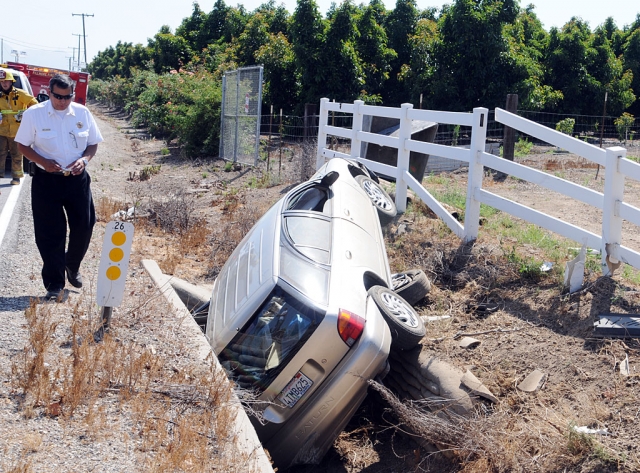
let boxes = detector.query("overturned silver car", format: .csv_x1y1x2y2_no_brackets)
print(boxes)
205,157,426,468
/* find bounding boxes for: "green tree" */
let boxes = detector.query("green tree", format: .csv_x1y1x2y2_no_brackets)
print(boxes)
199,0,231,47
175,3,207,52
544,19,600,114
356,2,396,98
255,33,298,110
149,26,194,73
384,0,418,104
253,0,290,35
234,13,271,65
623,28,640,115
290,0,327,108
319,0,364,102
428,0,524,111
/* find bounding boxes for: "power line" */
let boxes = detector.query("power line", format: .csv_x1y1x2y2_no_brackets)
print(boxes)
0,35,68,53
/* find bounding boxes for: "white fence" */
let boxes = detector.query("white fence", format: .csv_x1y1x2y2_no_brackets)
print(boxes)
315,98,640,275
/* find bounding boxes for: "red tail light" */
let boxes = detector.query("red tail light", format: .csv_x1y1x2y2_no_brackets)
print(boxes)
337,309,365,347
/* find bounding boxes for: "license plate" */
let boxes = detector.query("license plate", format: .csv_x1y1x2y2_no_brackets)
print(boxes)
277,371,313,408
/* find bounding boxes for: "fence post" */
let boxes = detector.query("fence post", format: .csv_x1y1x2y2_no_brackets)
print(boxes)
351,100,364,161
395,103,413,213
316,98,330,170
463,107,489,243
502,94,518,162
602,146,627,275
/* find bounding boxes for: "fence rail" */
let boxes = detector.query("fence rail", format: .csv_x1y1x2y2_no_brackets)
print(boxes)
259,108,638,174
316,98,640,276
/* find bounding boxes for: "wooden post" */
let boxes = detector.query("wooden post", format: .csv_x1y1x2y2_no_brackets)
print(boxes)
267,105,273,173
503,94,518,162
495,94,518,181
279,109,283,177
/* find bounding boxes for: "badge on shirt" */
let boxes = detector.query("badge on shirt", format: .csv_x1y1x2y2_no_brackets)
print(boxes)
76,121,83,129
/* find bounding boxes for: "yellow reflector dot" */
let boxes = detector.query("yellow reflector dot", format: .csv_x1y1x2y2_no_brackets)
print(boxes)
111,231,126,246
109,247,124,262
106,266,121,281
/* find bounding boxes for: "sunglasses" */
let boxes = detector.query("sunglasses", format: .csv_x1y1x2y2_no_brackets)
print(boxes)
51,92,74,100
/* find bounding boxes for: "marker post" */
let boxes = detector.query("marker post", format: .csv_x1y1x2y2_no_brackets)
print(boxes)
95,221,134,341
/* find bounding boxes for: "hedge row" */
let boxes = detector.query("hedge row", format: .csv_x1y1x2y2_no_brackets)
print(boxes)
89,68,222,158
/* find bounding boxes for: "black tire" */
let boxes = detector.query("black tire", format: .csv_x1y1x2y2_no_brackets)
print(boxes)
368,285,425,349
355,175,397,226
391,269,431,305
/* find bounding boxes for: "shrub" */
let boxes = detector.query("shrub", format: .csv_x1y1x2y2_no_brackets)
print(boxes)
614,112,635,143
555,118,575,135
90,68,222,158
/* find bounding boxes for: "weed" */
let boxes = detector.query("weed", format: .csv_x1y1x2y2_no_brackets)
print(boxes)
424,173,448,185
160,147,170,156
140,164,161,181
247,171,282,189
514,138,534,157
621,264,640,284
504,246,543,279
202,172,208,178
95,196,122,222
224,161,234,172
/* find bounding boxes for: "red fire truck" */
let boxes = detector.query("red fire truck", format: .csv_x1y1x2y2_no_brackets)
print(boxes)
4,62,90,105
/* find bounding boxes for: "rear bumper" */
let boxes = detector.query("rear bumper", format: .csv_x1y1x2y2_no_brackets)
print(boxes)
261,298,391,468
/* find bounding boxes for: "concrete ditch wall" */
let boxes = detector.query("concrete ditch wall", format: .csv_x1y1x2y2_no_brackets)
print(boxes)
141,259,274,473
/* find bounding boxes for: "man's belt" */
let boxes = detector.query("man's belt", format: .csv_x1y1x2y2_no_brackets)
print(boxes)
32,163,72,176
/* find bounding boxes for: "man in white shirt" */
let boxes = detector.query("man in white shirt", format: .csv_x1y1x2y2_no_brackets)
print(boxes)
16,74,104,301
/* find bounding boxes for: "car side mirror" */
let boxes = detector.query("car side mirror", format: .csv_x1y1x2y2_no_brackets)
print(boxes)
36,93,49,103
320,171,339,188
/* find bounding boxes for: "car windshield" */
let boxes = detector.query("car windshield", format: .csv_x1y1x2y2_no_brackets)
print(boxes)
218,286,324,391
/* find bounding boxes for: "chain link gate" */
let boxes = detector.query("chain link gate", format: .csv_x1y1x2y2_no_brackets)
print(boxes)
219,66,263,166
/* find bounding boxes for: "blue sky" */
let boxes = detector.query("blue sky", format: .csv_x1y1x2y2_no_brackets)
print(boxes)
2,0,638,71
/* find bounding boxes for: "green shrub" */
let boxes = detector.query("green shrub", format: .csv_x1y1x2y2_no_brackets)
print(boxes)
90,68,222,158
555,118,575,135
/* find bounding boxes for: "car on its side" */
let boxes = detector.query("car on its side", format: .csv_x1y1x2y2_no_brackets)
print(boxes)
205,157,426,469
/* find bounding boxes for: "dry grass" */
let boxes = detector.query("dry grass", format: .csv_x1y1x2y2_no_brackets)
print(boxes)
369,380,624,472
8,287,251,472
95,196,122,222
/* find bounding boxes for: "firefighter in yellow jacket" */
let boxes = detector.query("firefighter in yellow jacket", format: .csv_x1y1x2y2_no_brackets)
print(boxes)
1,69,38,185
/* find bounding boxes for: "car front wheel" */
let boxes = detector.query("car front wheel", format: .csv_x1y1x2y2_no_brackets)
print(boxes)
368,285,425,349
355,175,397,226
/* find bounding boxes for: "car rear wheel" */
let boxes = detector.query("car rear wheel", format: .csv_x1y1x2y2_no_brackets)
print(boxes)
355,175,397,226
391,269,431,305
368,286,425,349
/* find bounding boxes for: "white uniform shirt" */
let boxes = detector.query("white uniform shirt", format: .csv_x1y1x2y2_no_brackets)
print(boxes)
15,100,104,169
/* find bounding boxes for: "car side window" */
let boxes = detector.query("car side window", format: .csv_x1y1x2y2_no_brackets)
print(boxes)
217,286,324,391
283,216,331,264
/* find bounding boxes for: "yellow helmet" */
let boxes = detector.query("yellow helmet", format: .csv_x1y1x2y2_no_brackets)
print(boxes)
0,69,16,81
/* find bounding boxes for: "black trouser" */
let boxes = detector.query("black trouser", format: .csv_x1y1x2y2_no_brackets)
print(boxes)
31,169,96,291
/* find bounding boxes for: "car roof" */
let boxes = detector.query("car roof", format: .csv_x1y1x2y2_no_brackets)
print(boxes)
0,67,33,95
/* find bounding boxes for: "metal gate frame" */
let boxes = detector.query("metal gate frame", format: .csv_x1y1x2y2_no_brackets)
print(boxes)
219,66,263,165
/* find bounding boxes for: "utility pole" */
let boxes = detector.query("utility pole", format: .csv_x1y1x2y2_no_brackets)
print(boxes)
72,34,82,69
72,13,94,67
68,47,78,71
66,56,74,73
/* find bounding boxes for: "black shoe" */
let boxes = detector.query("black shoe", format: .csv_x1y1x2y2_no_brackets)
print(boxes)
65,266,83,288
45,289,67,302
